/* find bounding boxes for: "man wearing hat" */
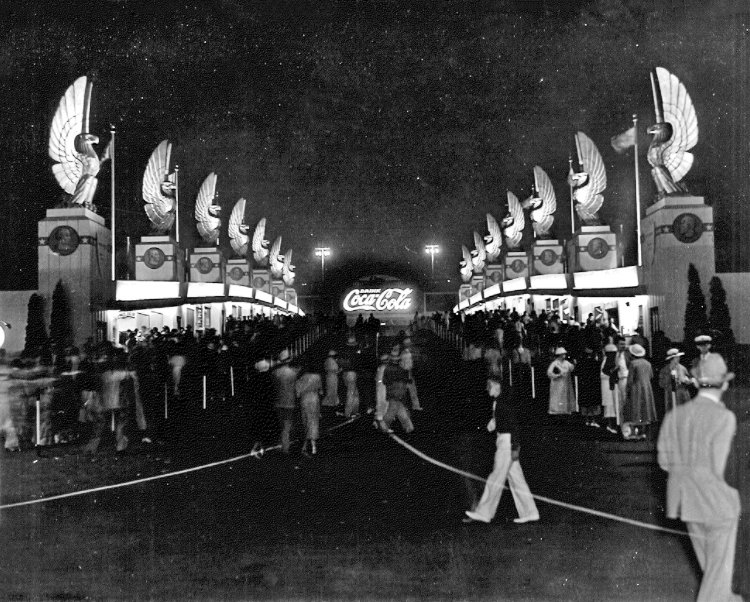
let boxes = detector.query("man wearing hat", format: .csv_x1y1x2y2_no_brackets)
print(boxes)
381,345,414,434
338,335,361,418
657,355,741,602
546,347,576,419
622,344,656,440
272,349,299,454
658,348,691,415
691,335,728,390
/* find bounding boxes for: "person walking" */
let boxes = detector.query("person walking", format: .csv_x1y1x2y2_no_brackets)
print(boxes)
295,370,323,456
272,349,299,454
373,353,389,430
464,377,539,524
547,347,576,420
577,346,602,428
338,335,361,418
658,348,692,414
322,350,340,409
600,343,619,434
623,344,657,440
657,355,742,602
401,337,422,411
380,347,414,434
614,337,630,428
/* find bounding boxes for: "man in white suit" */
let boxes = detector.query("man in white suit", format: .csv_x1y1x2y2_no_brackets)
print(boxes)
657,354,742,602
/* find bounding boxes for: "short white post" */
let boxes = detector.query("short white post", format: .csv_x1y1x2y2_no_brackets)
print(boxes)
574,375,579,412
230,366,235,397
36,395,41,445
531,366,536,399
508,360,513,386
203,375,207,410
111,410,115,432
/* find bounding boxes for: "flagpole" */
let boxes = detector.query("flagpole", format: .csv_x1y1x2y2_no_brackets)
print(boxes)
174,165,180,244
633,114,642,267
568,155,575,235
110,124,116,282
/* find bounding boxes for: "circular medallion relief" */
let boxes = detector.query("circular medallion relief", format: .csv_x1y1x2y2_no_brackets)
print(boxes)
489,271,503,283
540,249,558,266
510,259,526,273
196,257,214,274
252,276,267,288
587,237,609,260
672,213,703,244
229,266,244,281
48,226,79,256
143,247,165,269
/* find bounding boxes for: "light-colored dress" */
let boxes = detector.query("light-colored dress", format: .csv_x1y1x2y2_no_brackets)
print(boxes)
296,373,322,442
322,357,340,407
547,358,576,415
600,358,616,419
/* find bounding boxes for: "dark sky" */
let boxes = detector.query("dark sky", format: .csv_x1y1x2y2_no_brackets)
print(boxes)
1,0,748,292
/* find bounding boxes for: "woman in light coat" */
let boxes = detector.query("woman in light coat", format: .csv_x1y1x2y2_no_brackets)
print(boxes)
322,350,340,408
547,347,576,417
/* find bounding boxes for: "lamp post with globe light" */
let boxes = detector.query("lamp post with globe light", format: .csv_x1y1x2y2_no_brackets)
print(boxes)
314,247,331,284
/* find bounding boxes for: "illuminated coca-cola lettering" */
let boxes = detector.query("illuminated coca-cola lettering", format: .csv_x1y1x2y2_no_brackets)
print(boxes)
343,287,414,312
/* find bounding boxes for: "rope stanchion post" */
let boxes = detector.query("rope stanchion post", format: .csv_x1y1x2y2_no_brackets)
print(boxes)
203,374,207,410
230,366,235,398
531,366,536,398
36,394,41,445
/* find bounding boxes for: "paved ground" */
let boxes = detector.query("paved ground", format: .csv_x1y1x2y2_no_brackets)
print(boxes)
0,331,712,601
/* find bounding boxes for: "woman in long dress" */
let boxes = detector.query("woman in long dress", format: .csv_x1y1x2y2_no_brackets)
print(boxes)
296,371,323,456
599,344,619,434
547,347,576,419
322,350,340,408
623,344,657,440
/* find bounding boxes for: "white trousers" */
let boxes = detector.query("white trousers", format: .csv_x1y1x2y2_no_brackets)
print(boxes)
472,433,539,522
687,519,743,602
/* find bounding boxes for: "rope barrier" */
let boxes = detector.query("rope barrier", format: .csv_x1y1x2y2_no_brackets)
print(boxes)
387,432,691,538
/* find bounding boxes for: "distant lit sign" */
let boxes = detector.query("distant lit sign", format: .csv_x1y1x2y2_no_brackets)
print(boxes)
343,288,414,312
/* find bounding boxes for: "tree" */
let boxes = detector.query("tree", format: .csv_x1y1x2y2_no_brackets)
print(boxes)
49,280,73,358
22,293,48,359
708,276,735,359
683,264,709,349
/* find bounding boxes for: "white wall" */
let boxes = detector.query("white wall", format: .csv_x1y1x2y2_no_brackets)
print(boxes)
0,290,37,355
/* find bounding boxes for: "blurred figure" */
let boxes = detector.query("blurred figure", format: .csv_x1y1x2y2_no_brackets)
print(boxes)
577,346,602,428
600,344,619,434
296,370,323,456
547,347,576,420
623,344,656,440
373,353,389,429
322,350,340,408
381,346,414,434
401,337,422,411
658,348,691,414
272,349,299,454
338,335,361,418
0,351,20,452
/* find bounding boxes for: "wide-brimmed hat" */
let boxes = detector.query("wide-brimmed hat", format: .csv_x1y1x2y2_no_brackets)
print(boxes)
347,335,357,346
379,353,390,362
695,334,713,344
666,348,685,360
277,349,290,363
328,350,337,357
603,343,617,353
695,354,735,387
554,347,567,356
628,344,646,358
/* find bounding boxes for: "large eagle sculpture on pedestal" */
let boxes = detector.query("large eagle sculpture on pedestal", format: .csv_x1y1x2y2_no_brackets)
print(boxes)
522,166,556,239
195,172,221,245
251,218,270,266
142,140,176,234
459,245,473,283
502,192,525,250
49,76,111,212
228,198,249,257
569,132,606,226
471,231,487,273
269,236,285,279
647,66,698,200
282,249,296,287
484,213,502,262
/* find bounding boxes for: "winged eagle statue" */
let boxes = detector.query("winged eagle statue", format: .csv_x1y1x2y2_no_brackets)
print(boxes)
142,140,176,234
251,218,270,266
647,67,698,200
281,249,296,287
195,172,221,245
49,76,111,211
484,213,503,262
228,198,249,257
269,236,285,279
459,245,473,283
471,231,487,273
522,166,556,238
569,132,606,226
502,192,525,250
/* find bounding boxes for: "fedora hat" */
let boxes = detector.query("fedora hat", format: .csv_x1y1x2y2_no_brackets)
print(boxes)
554,347,567,356
603,343,617,353
694,334,712,344
665,348,685,360
628,344,646,358
277,349,290,363
695,354,735,388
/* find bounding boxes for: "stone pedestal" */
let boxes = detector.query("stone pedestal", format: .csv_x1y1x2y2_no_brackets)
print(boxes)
251,269,271,293
271,280,285,300
531,239,565,275
567,225,618,272
38,207,112,346
641,195,714,341
189,247,225,283
459,284,473,302
504,250,530,280
135,236,185,281
484,263,503,287
470,274,484,297
284,288,298,308
226,257,251,287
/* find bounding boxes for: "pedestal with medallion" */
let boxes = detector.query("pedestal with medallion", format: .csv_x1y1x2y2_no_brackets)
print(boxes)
531,239,565,275
225,258,251,287
284,288,298,308
484,263,503,288
189,247,225,283
271,280,286,300
251,269,272,294
504,251,530,280
38,207,112,344
566,226,618,272
640,195,715,340
135,236,185,281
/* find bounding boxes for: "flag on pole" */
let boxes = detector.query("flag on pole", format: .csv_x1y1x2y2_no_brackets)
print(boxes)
101,137,113,162
611,127,636,154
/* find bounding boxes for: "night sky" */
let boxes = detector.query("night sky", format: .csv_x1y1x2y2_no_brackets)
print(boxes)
1,0,748,295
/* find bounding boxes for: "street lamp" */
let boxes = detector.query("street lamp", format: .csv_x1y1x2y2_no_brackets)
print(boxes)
425,245,440,279
314,247,331,283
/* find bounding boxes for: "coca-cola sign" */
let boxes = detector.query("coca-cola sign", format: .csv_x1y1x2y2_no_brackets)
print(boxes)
343,287,414,312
